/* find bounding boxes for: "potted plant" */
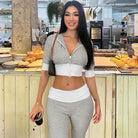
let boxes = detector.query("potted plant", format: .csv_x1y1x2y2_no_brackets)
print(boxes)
47,1,63,24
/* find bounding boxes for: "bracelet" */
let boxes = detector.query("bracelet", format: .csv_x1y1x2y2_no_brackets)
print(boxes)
36,102,41,105
94,98,100,102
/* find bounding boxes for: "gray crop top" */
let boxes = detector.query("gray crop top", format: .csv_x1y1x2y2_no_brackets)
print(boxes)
42,33,95,77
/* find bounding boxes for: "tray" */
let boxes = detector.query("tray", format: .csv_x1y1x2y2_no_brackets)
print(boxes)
17,65,42,68
14,68,27,72
117,65,138,69
26,59,43,67
118,68,132,73
94,57,116,67
26,65,42,68
94,53,116,57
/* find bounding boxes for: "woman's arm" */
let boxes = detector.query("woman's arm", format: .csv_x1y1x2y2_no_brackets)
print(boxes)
29,70,49,121
85,76,102,124
36,70,49,104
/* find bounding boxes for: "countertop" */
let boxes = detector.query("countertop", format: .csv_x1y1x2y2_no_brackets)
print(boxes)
1,65,138,75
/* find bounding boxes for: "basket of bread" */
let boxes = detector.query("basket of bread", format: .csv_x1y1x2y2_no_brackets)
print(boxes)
17,47,44,68
27,47,44,59
110,49,138,69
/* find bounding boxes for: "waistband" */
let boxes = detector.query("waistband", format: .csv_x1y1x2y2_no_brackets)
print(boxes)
55,64,83,77
48,84,90,103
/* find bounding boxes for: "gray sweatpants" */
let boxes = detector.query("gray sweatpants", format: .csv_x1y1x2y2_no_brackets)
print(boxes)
46,95,94,138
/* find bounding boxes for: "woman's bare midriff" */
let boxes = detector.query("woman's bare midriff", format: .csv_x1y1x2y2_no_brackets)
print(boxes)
53,75,85,90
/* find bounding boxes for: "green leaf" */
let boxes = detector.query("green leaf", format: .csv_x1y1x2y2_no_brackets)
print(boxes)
47,2,54,24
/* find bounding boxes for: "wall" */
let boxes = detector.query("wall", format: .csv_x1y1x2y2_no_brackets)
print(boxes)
38,2,48,27
102,7,112,27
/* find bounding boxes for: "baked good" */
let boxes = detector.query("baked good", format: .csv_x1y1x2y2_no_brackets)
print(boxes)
22,56,37,63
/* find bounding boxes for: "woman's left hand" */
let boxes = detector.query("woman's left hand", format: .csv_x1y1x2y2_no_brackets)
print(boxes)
92,102,102,124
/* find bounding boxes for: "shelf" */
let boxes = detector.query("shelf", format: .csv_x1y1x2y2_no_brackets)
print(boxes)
0,9,12,15
0,29,12,31
0,29,11,30
0,26,11,29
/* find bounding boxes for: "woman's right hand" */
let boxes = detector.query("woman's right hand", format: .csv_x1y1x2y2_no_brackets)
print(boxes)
29,103,44,122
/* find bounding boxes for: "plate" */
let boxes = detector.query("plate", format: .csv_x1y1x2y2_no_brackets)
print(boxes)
3,60,19,65
2,60,19,68
13,54,27,61
0,48,11,54
0,54,12,64
0,54,12,58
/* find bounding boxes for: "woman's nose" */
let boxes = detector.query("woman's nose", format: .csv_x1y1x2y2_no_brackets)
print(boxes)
69,14,74,20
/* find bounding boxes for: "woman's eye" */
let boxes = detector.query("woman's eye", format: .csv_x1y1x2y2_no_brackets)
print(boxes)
65,14,70,16
74,14,79,16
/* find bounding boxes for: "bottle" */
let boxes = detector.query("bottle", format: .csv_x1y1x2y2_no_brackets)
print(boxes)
34,112,43,126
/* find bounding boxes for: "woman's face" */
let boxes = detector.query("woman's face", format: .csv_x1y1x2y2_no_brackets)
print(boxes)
64,6,79,31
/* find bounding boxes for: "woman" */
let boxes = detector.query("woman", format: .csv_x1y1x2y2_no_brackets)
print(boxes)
30,1,101,138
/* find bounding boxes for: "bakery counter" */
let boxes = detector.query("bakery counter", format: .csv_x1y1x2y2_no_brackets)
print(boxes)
1,63,138,75
0,67,126,75
0,69,115,138
95,68,138,75
0,66,116,74
0,66,41,74
0,69,137,138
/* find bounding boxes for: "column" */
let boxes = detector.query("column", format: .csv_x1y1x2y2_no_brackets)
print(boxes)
12,0,38,54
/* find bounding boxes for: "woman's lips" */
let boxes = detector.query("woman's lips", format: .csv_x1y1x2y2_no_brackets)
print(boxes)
68,22,76,26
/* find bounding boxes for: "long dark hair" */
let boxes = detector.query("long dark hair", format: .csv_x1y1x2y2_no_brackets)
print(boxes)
59,0,94,69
